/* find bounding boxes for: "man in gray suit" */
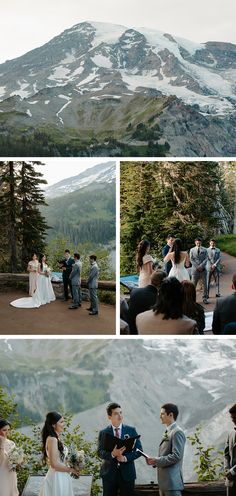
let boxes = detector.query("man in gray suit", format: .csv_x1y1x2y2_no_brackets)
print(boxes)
146,403,186,496
69,252,81,309
87,254,99,315
206,239,221,298
224,403,236,495
190,237,208,304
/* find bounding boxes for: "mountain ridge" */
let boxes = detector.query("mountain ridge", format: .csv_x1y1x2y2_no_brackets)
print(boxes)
0,21,235,156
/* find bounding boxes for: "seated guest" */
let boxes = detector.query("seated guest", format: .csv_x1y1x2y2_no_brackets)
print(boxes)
127,270,167,334
212,274,236,334
136,277,196,335
182,280,205,334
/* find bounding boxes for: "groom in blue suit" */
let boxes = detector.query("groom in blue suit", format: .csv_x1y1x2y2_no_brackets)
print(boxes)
98,402,142,496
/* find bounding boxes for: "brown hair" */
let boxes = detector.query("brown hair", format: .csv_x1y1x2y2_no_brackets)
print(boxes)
136,239,150,270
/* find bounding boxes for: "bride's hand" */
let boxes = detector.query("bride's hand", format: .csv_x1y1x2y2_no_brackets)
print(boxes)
70,467,80,477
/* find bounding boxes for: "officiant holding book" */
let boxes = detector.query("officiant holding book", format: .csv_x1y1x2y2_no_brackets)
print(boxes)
98,402,142,496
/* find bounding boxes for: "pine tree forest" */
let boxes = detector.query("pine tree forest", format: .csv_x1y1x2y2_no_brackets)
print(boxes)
0,161,48,272
120,161,236,274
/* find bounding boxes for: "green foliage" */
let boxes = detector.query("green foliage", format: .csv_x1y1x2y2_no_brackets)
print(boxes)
41,183,115,245
188,425,224,481
0,161,49,272
46,236,115,281
120,161,234,274
0,130,170,157
0,387,102,495
216,234,236,257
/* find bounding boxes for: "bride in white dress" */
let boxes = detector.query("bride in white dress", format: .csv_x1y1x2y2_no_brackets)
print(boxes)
10,254,55,309
164,238,190,282
40,412,80,496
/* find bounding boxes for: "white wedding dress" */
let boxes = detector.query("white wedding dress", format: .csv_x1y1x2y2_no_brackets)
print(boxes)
168,257,190,282
39,446,74,496
10,264,55,308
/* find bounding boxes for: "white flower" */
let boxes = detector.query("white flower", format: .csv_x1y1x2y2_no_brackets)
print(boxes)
8,446,24,469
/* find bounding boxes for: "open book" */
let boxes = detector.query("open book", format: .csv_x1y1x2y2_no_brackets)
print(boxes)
103,432,140,452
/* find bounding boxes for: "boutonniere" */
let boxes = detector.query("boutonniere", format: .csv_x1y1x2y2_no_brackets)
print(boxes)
162,432,169,442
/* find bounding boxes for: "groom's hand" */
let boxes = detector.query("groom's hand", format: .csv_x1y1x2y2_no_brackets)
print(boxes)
146,457,156,466
111,445,126,458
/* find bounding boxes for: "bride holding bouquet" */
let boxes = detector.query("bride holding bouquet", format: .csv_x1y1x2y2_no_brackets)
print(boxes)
10,254,55,309
39,412,80,496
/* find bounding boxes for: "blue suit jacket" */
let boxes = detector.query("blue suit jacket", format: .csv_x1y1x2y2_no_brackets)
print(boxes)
98,424,142,481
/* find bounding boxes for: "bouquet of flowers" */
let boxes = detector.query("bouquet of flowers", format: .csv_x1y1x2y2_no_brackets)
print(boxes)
8,446,24,471
68,444,85,479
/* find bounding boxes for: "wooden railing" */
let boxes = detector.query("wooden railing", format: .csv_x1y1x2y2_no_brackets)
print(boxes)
134,481,225,495
0,273,116,291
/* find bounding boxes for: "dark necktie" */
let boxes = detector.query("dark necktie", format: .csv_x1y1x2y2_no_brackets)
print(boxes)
115,427,120,438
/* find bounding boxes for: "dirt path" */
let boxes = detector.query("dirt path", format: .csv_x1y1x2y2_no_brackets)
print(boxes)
0,291,115,335
196,251,236,312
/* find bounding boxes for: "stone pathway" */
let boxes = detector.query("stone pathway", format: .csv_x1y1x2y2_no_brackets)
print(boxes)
196,251,236,312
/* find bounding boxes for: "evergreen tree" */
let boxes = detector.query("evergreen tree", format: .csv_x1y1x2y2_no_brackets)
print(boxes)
18,162,49,269
0,161,49,272
0,162,19,272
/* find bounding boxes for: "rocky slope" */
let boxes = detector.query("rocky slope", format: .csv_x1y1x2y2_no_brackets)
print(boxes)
0,21,235,156
0,338,235,482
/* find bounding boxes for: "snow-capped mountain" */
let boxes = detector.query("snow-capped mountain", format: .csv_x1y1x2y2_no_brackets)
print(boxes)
0,21,235,156
44,161,115,198
0,339,235,482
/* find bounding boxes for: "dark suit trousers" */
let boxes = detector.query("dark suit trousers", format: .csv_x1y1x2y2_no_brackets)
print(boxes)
102,472,134,496
63,273,72,299
227,482,236,496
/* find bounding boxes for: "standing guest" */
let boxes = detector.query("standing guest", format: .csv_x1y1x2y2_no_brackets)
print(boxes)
190,237,208,304
98,402,142,496
162,234,175,275
87,255,99,315
136,239,154,288
136,277,196,334
60,249,74,301
182,280,205,334
146,403,186,496
27,253,39,296
68,253,81,310
127,270,167,334
207,239,221,298
0,418,19,496
212,274,236,334
224,404,236,495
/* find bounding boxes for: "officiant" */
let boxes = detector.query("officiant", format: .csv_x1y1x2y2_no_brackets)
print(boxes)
59,249,75,301
98,402,142,496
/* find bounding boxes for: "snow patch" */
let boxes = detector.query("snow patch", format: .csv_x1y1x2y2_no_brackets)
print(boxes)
26,109,32,117
44,100,50,104
61,51,76,65
91,54,113,69
48,66,71,81
10,81,30,99
90,21,126,47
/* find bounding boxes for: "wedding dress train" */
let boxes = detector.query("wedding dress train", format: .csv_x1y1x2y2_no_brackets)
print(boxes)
10,265,55,308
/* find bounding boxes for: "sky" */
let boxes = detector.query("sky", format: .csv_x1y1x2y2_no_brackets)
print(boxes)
34,158,113,186
0,0,235,64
